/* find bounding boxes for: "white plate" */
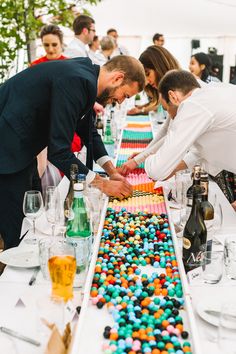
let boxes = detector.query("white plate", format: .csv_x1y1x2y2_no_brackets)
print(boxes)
197,301,221,327
0,247,39,268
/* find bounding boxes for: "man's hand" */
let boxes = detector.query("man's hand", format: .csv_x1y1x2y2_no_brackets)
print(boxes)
93,102,105,115
127,107,141,115
128,152,139,160
118,159,138,176
109,171,127,182
102,179,132,199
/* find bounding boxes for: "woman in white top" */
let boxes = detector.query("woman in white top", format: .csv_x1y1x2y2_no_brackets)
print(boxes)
118,45,180,175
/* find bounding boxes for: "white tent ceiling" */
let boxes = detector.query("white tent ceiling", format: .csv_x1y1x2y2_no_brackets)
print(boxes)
86,0,236,37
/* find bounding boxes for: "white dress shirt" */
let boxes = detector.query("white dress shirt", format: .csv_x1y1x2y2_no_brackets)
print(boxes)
144,84,236,180
111,44,129,57
64,38,88,58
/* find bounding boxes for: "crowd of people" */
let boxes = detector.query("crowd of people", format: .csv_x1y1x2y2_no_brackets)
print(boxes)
0,13,236,251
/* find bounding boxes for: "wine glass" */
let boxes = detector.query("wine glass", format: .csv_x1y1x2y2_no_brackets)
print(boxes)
23,190,44,244
175,170,192,228
45,186,61,238
211,194,223,245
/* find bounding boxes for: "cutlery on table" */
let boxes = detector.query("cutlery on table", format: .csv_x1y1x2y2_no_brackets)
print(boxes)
0,326,41,346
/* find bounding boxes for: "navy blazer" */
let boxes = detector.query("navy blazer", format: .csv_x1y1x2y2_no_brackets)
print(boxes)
0,57,107,179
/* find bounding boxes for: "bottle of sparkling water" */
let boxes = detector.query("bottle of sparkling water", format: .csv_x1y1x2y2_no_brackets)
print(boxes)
66,183,92,280
103,113,115,158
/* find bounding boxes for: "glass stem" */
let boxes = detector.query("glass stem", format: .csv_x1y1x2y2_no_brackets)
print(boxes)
33,219,36,235
52,224,55,238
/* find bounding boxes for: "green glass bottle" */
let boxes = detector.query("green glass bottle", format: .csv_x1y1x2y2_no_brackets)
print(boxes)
103,114,115,157
66,183,91,273
183,186,207,272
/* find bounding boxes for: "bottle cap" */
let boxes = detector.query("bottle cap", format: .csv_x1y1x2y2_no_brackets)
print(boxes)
77,174,86,181
74,183,83,191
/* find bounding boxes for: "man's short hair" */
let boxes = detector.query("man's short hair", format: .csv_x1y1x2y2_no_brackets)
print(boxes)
73,15,94,35
100,36,115,51
159,70,201,103
152,33,163,43
104,55,145,91
107,28,117,35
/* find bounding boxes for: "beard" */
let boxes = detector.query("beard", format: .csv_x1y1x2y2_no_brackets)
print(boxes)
96,86,117,106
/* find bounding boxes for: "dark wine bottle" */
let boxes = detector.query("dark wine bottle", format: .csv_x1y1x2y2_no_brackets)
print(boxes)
96,113,104,137
183,185,207,272
186,165,202,206
64,164,78,222
200,171,214,220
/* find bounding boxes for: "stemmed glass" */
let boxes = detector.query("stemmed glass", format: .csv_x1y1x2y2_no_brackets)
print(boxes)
211,194,223,245
175,170,192,228
23,190,44,244
45,186,61,238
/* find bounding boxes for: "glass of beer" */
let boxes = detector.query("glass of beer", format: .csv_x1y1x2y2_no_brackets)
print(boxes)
48,241,76,302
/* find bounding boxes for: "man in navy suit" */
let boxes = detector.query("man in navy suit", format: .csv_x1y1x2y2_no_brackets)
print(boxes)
0,55,145,249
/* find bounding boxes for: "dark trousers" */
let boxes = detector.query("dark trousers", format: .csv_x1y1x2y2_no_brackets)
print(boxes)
0,160,41,250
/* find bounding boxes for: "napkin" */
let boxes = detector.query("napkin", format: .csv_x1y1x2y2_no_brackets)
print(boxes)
44,323,72,354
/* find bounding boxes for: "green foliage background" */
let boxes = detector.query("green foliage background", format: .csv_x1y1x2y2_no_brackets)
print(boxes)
0,0,100,83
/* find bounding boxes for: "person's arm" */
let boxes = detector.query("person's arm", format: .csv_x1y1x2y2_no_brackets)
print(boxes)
118,117,171,175
145,101,213,181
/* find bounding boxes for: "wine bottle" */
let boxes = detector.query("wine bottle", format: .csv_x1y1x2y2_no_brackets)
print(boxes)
183,185,207,272
200,171,214,220
96,113,104,137
64,164,78,222
186,165,203,218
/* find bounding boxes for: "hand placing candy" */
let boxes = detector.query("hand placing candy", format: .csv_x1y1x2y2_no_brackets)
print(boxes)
118,159,138,176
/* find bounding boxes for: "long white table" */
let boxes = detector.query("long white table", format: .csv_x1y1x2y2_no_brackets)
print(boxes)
0,176,235,354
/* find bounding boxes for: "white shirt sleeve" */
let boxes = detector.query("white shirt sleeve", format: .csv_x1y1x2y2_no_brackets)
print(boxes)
134,117,171,165
145,100,213,180
96,156,113,167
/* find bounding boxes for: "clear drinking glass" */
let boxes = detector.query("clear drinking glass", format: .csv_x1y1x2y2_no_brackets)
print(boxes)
84,182,104,234
202,250,223,284
48,240,76,302
23,190,44,244
218,303,236,353
224,236,236,280
44,186,61,237
175,169,192,227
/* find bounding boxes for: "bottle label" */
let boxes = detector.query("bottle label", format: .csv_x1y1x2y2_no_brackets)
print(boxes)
183,237,191,249
201,181,208,196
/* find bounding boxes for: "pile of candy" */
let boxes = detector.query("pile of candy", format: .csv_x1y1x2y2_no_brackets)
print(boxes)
91,208,192,354
90,116,192,353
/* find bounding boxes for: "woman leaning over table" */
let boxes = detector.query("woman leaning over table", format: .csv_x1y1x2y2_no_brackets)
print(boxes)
31,25,82,188
118,45,180,175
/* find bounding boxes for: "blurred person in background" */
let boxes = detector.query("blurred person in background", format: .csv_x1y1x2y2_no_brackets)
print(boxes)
119,45,181,174
152,33,165,46
107,28,129,57
65,15,96,58
96,36,116,65
31,24,67,65
88,35,100,64
189,52,221,83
